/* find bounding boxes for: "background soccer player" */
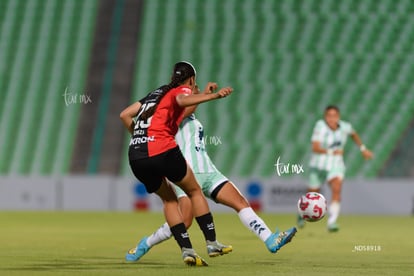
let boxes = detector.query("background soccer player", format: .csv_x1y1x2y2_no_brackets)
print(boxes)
125,84,297,263
298,105,373,231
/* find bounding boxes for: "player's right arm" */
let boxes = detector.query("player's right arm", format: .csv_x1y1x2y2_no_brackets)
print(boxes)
120,101,142,134
311,121,342,155
182,83,218,118
312,141,342,155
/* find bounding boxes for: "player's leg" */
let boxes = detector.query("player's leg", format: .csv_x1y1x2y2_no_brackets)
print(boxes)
214,181,272,239
155,178,207,265
307,168,325,194
165,148,224,256
213,181,296,253
127,178,206,265
126,158,163,262
146,190,192,249
126,155,207,266
178,195,193,228
129,189,193,262
174,166,210,216
326,170,344,232
173,166,232,259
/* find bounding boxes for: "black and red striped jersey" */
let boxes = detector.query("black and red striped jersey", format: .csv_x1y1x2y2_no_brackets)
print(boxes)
128,85,192,160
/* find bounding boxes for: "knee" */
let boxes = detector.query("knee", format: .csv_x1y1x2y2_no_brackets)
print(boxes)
216,192,250,212
185,185,203,198
162,196,179,206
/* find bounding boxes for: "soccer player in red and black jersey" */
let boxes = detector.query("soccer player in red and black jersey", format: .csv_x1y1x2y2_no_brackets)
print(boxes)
120,61,233,266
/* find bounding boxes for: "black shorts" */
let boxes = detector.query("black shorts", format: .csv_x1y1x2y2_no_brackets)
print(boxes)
129,146,187,193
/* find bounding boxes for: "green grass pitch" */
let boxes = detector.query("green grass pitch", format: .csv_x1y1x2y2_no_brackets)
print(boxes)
0,211,413,276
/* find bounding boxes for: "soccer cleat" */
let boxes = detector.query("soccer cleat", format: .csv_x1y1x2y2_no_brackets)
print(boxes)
265,227,297,253
206,240,233,257
182,248,208,266
327,223,340,232
125,237,151,262
297,214,305,229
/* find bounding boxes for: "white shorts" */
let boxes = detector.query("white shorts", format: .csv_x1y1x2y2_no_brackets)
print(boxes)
173,170,228,200
308,167,345,189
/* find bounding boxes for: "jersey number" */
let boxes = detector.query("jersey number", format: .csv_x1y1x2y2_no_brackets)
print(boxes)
135,102,155,129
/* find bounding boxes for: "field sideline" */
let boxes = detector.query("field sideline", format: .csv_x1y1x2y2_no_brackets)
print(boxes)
0,212,413,276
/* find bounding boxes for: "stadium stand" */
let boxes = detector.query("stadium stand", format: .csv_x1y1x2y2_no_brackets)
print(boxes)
122,0,414,178
1,0,413,178
0,0,97,174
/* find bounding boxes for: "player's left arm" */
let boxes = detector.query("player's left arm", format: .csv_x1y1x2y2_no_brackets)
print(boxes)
350,131,374,160
120,101,142,134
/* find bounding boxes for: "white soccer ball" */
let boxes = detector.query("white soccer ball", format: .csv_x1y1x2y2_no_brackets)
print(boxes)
297,192,327,222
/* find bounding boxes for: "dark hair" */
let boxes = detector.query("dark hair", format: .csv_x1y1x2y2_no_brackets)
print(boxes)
325,105,340,113
140,61,196,120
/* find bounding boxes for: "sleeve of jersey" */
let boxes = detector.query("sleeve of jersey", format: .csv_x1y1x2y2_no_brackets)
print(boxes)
137,95,148,104
311,121,323,142
347,122,355,135
171,87,192,107
174,87,192,98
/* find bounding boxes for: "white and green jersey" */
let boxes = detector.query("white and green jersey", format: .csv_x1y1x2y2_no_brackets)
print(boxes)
175,114,217,173
309,119,354,171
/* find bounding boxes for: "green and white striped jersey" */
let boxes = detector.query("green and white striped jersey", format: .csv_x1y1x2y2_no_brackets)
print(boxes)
175,114,217,173
309,119,354,171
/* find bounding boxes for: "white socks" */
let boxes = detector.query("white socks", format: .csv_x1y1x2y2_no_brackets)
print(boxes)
146,222,172,247
327,201,341,225
146,207,274,247
238,207,272,242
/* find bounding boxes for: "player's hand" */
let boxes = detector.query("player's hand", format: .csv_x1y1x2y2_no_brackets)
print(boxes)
333,149,343,155
203,82,218,94
362,149,374,160
216,87,233,98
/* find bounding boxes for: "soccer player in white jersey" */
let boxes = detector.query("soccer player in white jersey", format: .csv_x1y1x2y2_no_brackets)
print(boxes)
126,84,297,262
297,105,373,232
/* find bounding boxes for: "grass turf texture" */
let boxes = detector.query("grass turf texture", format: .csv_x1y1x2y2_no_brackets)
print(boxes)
0,212,412,276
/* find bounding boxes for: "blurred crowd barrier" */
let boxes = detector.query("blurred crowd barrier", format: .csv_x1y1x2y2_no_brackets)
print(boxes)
0,176,413,215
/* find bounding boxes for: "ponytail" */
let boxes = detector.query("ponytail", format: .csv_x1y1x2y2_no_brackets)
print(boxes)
139,61,196,121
